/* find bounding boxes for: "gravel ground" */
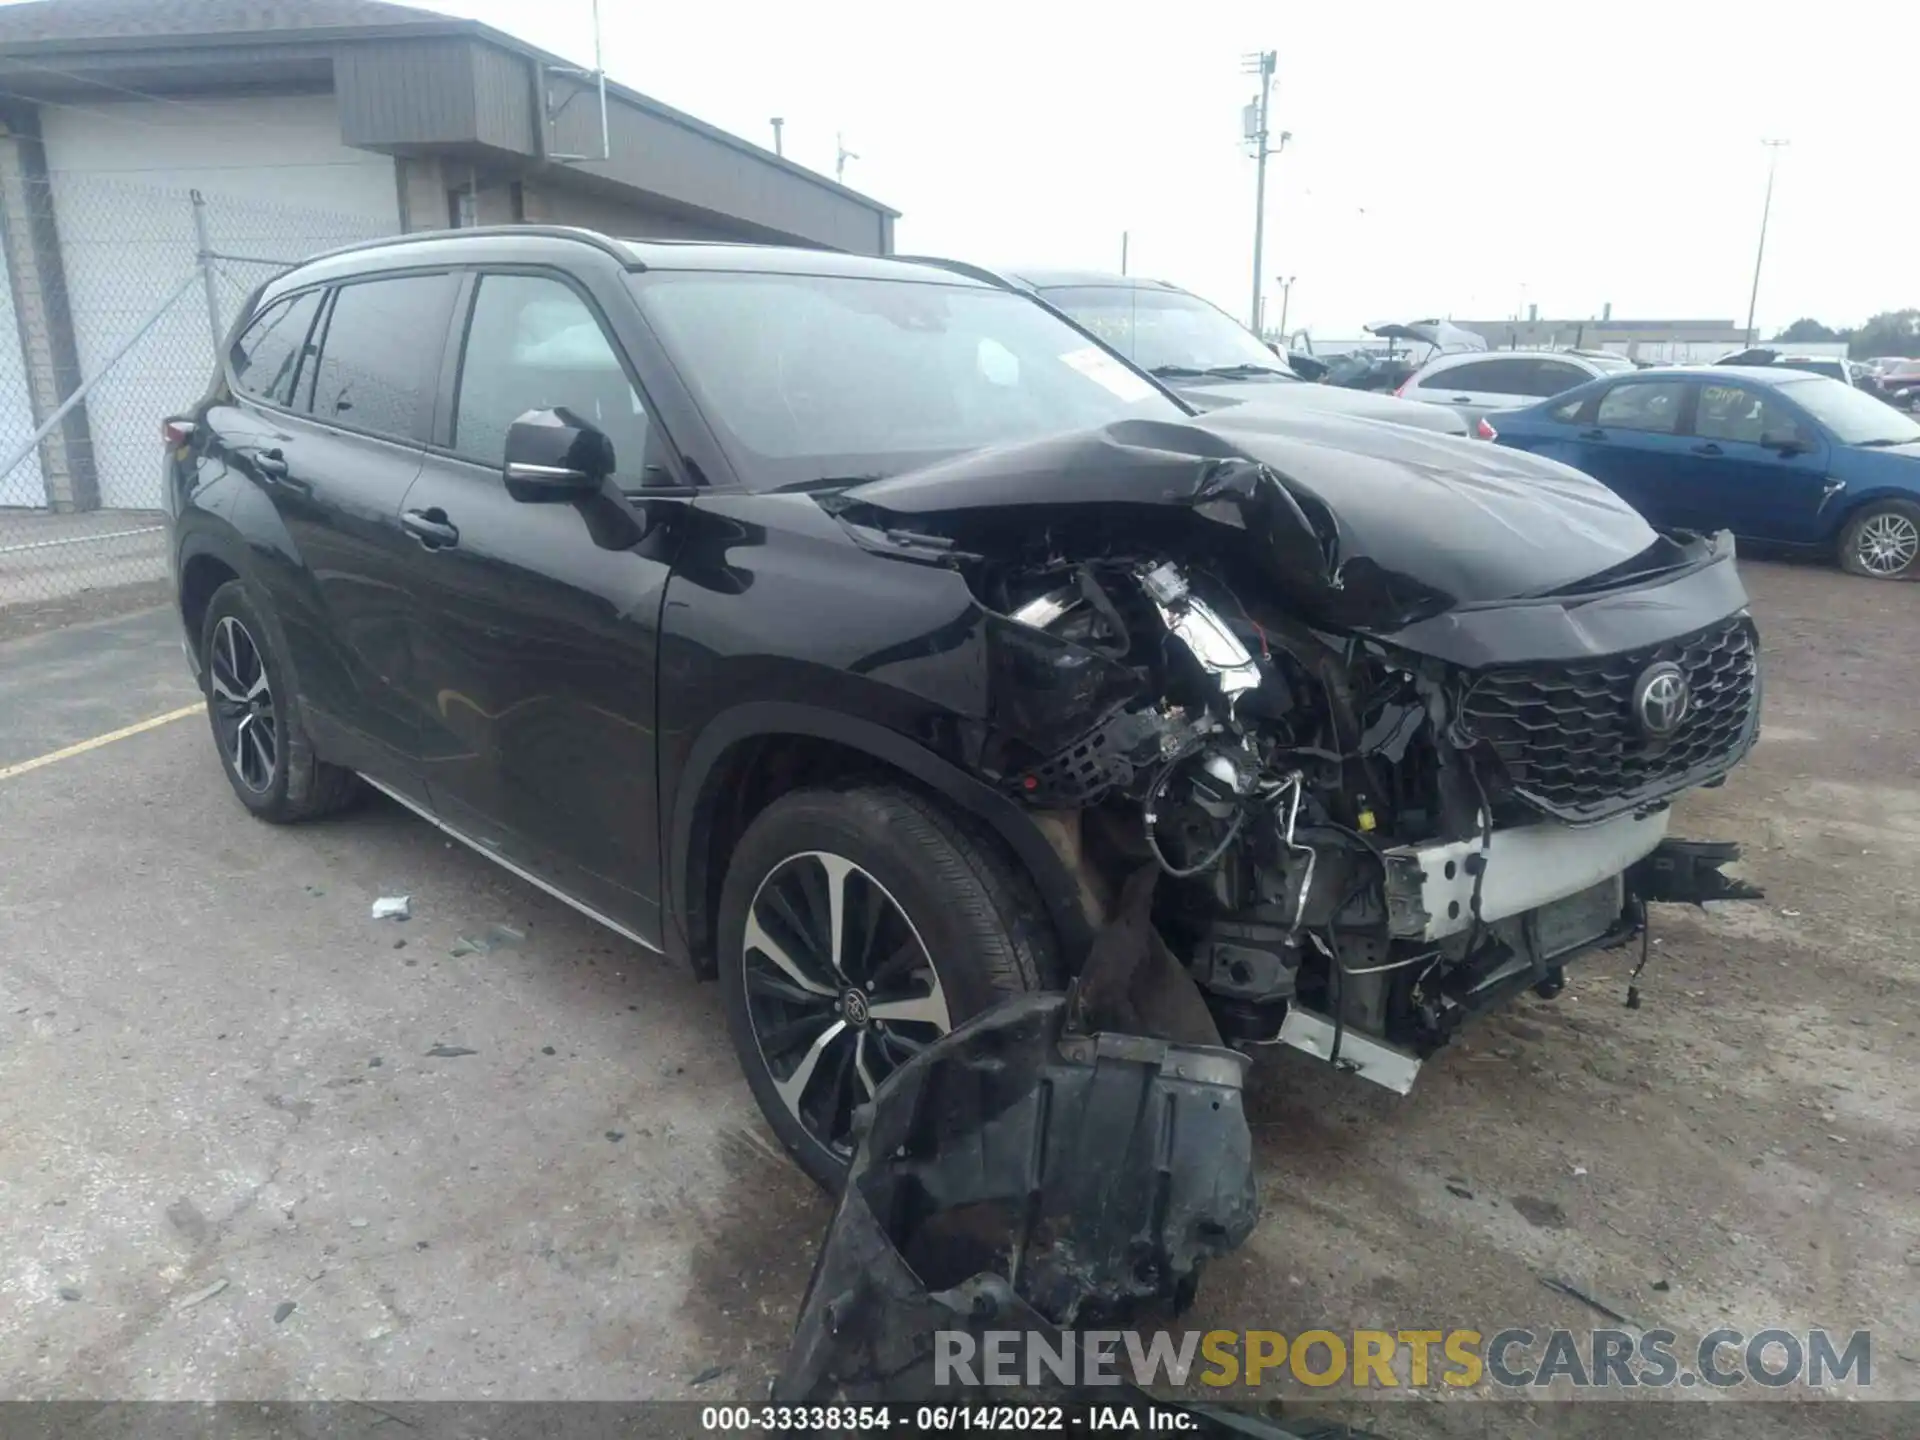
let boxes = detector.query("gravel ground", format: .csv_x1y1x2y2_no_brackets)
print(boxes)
0,559,1913,1431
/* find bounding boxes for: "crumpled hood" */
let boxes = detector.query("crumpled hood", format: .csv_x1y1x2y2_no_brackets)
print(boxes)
832,412,1668,631
1175,376,1468,434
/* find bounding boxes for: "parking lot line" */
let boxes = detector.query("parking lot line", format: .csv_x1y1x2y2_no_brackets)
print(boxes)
0,701,201,783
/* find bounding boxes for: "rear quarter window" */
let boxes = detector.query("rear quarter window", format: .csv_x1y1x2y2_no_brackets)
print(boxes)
230,289,324,407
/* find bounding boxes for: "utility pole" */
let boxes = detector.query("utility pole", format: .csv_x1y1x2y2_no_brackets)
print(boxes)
1241,50,1281,332
769,117,784,156
1120,230,1129,276
1745,138,1789,344
836,132,859,184
1276,275,1295,339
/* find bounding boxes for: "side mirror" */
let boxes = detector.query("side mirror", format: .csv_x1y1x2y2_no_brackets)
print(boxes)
503,407,614,502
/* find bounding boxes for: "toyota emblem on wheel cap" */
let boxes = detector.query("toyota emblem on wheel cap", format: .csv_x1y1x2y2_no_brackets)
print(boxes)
1632,661,1691,739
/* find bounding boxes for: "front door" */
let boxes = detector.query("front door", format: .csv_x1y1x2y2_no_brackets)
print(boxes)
396,270,683,945
214,272,459,791
1676,379,1834,542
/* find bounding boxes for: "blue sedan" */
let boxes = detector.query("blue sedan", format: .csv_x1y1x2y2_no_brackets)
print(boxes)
1491,365,1920,579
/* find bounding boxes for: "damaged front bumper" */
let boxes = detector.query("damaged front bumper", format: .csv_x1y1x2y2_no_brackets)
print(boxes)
1274,831,1762,1094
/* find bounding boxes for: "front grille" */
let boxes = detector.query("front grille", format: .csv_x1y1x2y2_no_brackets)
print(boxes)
1459,617,1760,824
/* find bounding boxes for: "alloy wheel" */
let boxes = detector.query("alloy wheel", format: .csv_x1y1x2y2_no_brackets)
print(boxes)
208,615,277,793
1855,512,1920,577
741,850,952,1156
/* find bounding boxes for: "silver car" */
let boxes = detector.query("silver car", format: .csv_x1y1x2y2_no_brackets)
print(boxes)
1397,349,1635,428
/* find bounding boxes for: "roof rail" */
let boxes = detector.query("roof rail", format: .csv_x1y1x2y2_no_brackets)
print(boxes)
281,224,640,275
891,255,1023,291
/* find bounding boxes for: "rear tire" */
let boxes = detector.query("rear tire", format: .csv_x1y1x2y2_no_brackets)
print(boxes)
200,580,359,822
1837,500,1920,580
717,784,1054,1190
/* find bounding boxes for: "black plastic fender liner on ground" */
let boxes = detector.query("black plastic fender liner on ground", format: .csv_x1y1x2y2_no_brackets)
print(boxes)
773,992,1260,1410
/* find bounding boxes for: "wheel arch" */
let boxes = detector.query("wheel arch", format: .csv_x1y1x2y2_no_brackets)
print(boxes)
175,527,253,672
667,702,1094,981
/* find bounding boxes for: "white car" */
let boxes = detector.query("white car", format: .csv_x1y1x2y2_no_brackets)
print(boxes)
1396,349,1635,427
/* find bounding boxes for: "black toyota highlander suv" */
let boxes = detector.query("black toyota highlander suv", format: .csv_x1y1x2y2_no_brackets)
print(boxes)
164,228,1761,1188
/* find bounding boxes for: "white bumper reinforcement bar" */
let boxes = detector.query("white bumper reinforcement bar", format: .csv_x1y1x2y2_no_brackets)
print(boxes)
1381,808,1671,943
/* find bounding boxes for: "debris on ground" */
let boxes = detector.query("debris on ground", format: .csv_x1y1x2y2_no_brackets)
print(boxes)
1540,1273,1643,1329
1446,1184,1475,1200
455,924,524,955
690,1364,729,1387
273,1301,296,1324
176,1278,228,1310
1651,1279,1671,1292
425,1044,478,1058
348,1218,369,1230
776,989,1256,1405
370,895,411,921
57,1286,81,1302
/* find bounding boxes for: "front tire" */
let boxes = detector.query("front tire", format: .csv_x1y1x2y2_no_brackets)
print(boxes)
1838,500,1920,580
717,785,1054,1190
200,580,359,821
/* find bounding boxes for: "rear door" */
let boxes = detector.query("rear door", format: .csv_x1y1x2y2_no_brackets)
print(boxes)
1519,357,1596,403
1563,378,1696,522
1673,379,1833,541
211,270,458,791
394,268,687,945
1404,357,1536,420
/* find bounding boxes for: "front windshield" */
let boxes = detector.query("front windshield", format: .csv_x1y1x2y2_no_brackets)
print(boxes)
1038,284,1295,378
1777,375,1920,446
630,272,1186,489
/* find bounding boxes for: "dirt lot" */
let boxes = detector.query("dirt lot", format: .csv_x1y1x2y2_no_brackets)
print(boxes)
0,559,1914,1430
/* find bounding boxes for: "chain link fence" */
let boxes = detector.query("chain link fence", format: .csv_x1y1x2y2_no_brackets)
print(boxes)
0,171,395,628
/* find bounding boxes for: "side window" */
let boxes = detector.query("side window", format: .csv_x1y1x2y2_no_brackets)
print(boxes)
454,273,653,482
1425,358,1516,394
1528,361,1592,397
1596,381,1687,434
307,274,453,441
1548,392,1590,422
230,289,324,407
1695,383,1803,445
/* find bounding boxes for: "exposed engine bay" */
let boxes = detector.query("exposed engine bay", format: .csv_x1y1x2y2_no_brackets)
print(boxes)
826,414,1765,1087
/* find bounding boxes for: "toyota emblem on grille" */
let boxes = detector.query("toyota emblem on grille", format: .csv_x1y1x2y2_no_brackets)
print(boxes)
1632,661,1691,739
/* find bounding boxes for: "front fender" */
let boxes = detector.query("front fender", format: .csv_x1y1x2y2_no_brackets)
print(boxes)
667,700,1095,979
1823,482,1920,540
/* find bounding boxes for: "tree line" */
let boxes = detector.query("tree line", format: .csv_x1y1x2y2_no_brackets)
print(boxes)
1770,309,1919,357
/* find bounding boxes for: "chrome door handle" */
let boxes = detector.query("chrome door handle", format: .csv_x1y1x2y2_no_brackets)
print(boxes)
401,509,459,549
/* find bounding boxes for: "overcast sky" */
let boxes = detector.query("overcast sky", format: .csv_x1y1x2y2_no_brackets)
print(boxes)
427,0,1915,341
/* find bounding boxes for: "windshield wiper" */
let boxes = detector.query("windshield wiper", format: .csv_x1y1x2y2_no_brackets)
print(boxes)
1201,363,1293,379
770,474,881,493
1146,364,1207,378
1853,437,1916,449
